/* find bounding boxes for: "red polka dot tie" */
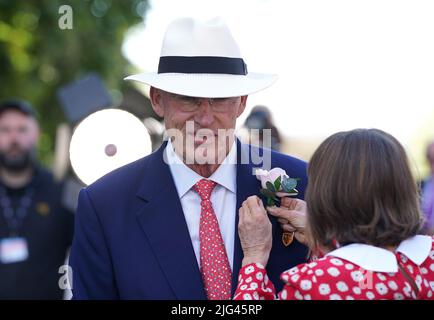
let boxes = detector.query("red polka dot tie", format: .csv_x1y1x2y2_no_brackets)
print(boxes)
193,179,232,300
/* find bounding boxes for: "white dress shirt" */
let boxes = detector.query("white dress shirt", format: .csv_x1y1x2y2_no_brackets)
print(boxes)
165,139,237,270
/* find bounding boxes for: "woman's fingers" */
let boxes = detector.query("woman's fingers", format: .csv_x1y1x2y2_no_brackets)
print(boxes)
245,196,266,216
294,232,307,245
281,197,306,211
238,206,245,225
282,224,296,232
267,206,295,220
257,197,265,210
242,201,250,216
241,197,264,226
267,205,306,231
277,218,288,225
280,197,297,209
238,197,273,267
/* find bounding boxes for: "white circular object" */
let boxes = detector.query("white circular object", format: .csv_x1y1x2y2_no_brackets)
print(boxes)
69,109,152,185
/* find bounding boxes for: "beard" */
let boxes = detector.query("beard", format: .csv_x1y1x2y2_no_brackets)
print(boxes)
0,146,37,173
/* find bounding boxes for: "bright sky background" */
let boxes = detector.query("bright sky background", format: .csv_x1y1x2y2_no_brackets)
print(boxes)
122,0,434,170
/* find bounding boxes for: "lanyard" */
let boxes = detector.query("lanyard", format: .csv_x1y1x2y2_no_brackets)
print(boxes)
0,184,34,237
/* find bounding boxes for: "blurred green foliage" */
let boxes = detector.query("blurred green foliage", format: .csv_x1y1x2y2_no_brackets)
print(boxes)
0,0,148,165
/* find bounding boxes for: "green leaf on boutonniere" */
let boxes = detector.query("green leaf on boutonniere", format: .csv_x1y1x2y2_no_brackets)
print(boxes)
260,188,278,200
274,176,282,191
267,197,276,207
266,181,276,193
260,188,273,198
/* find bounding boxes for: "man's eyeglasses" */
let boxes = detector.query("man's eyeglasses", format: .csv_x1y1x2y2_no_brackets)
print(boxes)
169,93,240,113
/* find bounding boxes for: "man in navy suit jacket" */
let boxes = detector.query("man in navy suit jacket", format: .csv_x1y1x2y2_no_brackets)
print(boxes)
69,17,309,299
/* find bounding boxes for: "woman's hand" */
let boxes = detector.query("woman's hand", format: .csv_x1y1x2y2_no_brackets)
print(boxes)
238,196,272,267
267,198,308,245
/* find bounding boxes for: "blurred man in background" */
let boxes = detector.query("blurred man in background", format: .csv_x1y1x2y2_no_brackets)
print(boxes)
0,99,74,299
242,105,282,151
422,141,434,234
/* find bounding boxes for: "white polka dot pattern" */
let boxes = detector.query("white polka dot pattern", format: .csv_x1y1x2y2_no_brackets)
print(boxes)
233,235,434,300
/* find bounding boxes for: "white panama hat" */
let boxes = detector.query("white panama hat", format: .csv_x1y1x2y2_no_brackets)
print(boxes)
124,17,277,98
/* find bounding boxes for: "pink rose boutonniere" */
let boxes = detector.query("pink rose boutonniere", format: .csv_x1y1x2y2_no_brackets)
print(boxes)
255,167,300,246
255,168,299,206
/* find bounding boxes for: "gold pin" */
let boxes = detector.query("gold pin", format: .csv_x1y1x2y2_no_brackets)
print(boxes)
282,232,294,247
36,202,50,216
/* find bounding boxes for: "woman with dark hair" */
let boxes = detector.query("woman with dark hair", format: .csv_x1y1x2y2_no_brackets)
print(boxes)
234,129,434,300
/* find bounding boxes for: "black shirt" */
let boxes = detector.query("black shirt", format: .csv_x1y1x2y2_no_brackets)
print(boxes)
0,167,74,299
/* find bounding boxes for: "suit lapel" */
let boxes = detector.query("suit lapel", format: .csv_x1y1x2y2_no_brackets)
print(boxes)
135,141,264,299
232,141,262,295
135,142,206,299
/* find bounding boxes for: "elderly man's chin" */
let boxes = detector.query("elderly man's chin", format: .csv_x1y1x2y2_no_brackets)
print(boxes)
181,140,228,166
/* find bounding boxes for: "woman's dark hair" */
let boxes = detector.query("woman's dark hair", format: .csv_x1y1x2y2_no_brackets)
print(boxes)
306,128,424,250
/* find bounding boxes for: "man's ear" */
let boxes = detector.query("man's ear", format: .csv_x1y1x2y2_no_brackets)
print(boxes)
149,87,165,118
236,95,248,118
30,118,40,142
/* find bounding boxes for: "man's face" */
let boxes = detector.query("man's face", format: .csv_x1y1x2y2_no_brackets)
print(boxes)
0,110,39,172
150,88,247,164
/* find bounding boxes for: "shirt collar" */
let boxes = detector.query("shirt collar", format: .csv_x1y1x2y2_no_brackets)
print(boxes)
396,235,433,265
165,139,237,198
326,235,432,273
